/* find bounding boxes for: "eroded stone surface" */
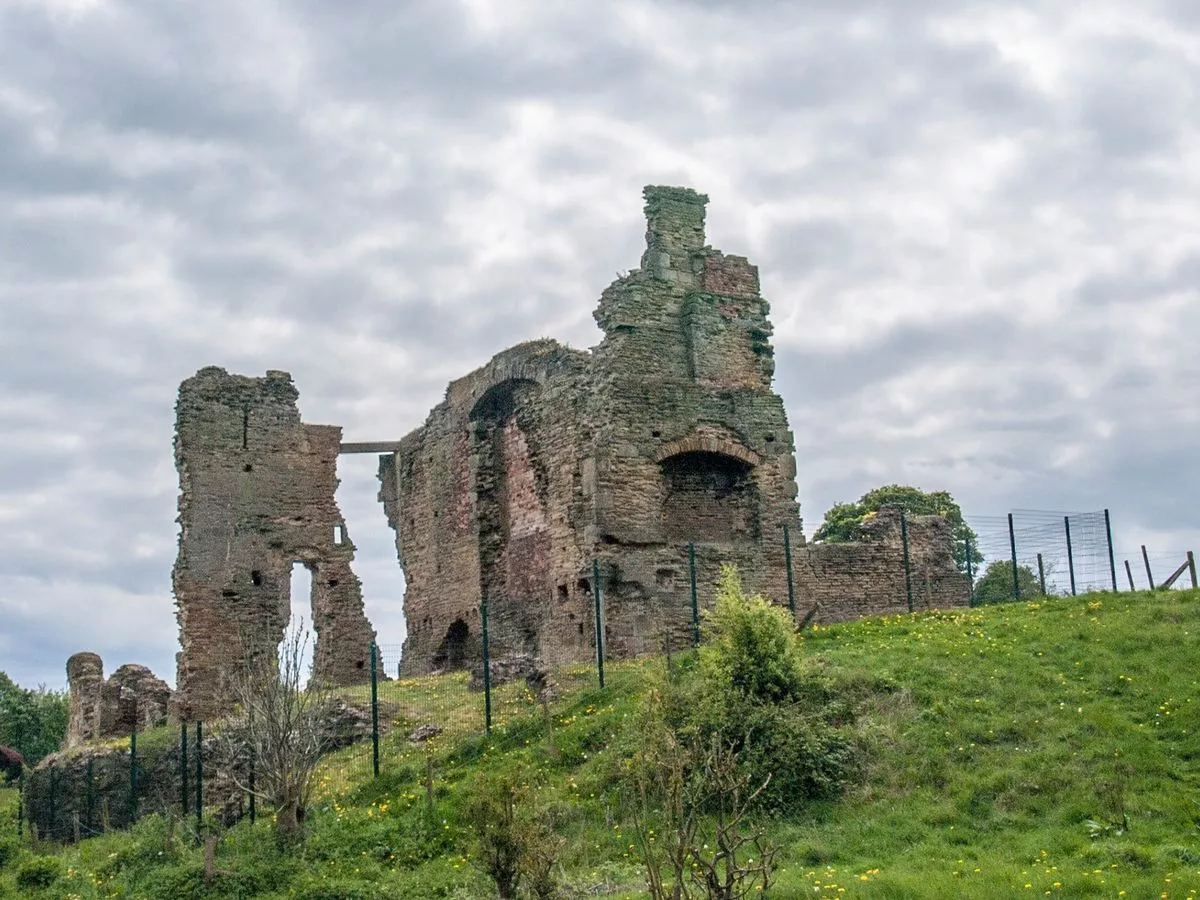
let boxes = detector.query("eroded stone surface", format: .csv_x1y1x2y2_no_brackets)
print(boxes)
380,186,969,676
172,368,377,721
65,654,172,747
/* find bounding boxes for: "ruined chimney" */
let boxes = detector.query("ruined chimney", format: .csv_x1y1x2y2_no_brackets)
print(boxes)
641,185,709,277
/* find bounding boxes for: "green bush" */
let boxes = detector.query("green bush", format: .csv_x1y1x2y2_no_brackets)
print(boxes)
700,566,804,703
683,566,858,811
14,854,60,890
0,837,18,870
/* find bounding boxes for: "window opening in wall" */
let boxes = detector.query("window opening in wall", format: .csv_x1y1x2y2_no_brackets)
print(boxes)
244,463,254,472
288,562,314,688
557,584,569,602
660,450,759,543
576,578,591,596
250,570,263,587
333,523,345,545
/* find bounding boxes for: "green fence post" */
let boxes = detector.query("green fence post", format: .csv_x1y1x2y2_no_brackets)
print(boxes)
1064,516,1077,596
86,756,95,834
1037,553,1047,595
1008,513,1020,601
129,727,138,826
1141,545,1155,591
593,559,606,688
900,511,914,613
370,641,380,778
1104,509,1118,591
180,723,188,818
195,721,203,832
481,600,492,734
783,524,796,616
688,543,700,646
965,536,975,607
49,767,58,841
248,745,256,824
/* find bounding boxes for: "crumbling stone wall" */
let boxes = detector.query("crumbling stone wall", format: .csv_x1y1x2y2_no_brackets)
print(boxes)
172,368,377,721
797,509,970,624
64,654,172,749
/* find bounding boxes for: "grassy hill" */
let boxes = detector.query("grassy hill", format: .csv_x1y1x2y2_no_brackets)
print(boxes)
2,587,1198,898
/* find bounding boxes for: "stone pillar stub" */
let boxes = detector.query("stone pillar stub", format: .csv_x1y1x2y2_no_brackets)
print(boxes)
64,652,104,749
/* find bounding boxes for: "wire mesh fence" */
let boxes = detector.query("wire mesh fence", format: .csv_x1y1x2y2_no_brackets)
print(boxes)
12,507,1195,845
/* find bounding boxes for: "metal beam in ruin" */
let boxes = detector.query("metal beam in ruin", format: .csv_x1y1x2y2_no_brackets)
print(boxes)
339,441,403,454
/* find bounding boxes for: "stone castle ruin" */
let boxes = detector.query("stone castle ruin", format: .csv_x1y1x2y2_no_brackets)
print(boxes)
63,185,969,731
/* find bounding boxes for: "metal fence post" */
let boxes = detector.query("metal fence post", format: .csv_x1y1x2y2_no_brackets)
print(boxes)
195,721,203,832
481,600,492,733
1037,553,1047,595
129,727,138,826
783,524,796,616
593,559,606,688
1104,509,1118,591
370,641,380,778
688,543,700,646
86,756,94,834
1125,560,1135,591
180,723,188,818
1008,513,1020,601
1064,516,1077,596
1141,545,1155,591
248,745,256,824
900,511,913,613
49,767,58,841
965,536,975,607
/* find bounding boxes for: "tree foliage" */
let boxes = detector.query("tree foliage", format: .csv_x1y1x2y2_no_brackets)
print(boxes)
813,484,982,574
972,560,1042,605
0,671,68,766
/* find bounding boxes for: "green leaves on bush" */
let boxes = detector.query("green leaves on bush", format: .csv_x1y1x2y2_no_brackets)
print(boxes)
14,854,60,890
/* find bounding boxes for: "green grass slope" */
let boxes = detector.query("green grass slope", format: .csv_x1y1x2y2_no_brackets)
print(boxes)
1,588,1197,899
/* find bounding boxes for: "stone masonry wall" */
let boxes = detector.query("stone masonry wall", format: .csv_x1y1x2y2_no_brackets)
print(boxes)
172,368,376,721
372,185,969,674
65,653,172,749
796,509,971,623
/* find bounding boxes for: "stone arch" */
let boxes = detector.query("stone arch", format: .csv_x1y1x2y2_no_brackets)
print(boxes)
654,434,760,467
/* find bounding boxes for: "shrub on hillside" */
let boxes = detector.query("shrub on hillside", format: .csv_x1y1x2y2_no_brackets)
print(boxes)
14,854,60,890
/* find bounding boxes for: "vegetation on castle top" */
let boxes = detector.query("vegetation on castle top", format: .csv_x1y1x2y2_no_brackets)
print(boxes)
814,483,983,574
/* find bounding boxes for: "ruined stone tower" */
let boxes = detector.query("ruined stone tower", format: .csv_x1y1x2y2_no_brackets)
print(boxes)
172,368,376,721
380,187,805,674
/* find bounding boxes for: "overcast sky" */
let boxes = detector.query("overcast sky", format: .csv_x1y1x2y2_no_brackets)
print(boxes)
2,0,1197,690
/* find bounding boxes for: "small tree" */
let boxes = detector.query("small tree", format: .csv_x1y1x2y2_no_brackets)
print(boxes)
0,672,68,766
813,484,982,575
701,567,803,705
972,560,1041,605
626,691,777,900
219,622,333,841
465,767,562,900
